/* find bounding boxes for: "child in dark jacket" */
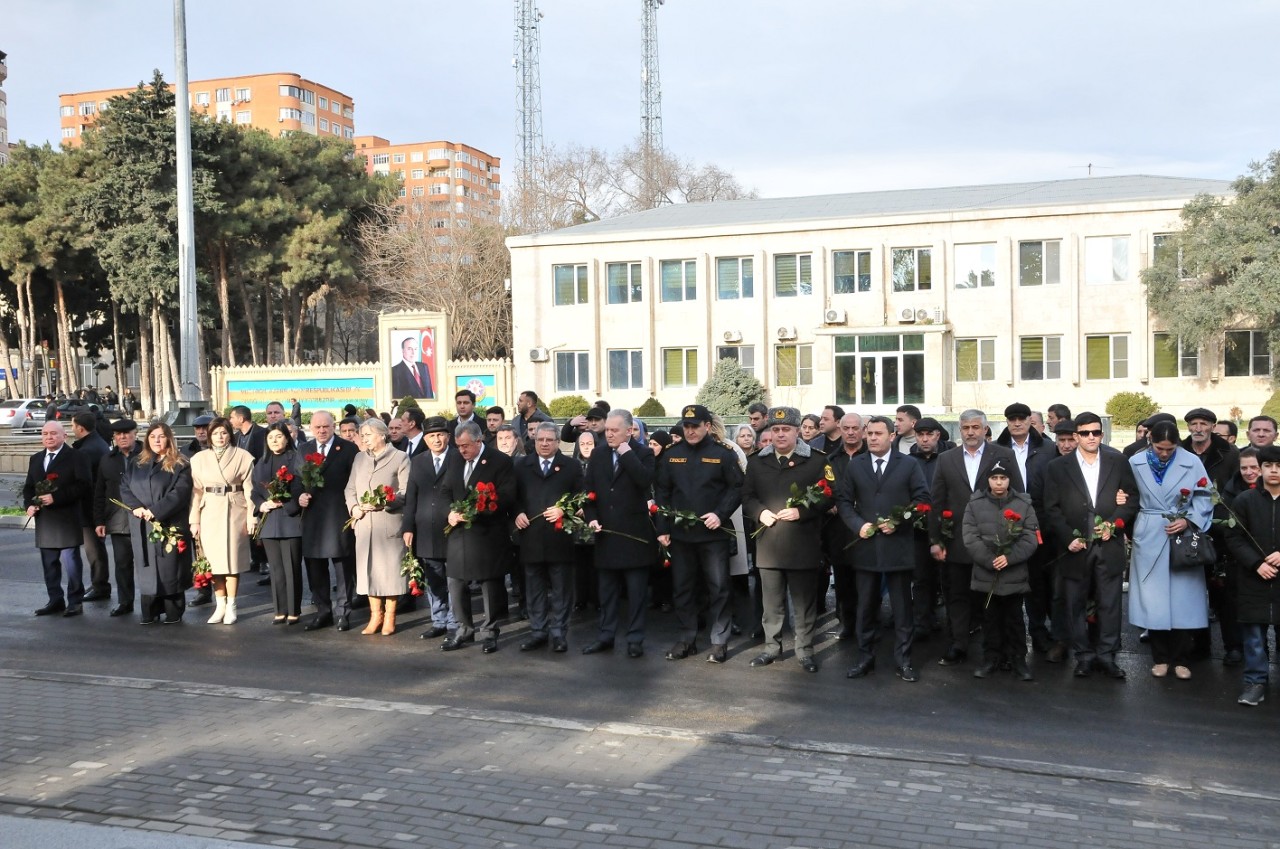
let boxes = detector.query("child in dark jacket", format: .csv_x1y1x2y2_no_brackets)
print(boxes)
962,460,1040,681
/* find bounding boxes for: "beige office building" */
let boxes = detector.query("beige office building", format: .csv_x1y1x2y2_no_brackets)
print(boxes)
507,175,1267,419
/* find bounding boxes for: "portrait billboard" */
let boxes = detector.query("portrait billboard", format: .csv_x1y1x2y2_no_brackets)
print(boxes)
388,327,438,401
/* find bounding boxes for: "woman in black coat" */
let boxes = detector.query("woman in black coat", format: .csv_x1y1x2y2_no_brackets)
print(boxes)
120,423,194,625
252,422,305,624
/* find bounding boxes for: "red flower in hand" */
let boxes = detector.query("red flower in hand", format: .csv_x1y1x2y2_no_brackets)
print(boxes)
1179,488,1191,497
177,539,188,553
1003,509,1022,521
487,502,497,512
942,510,953,519
818,480,833,497
587,492,598,501
1197,477,1208,487
649,504,659,514
914,503,931,513
1114,518,1125,530
46,473,58,481
383,485,395,502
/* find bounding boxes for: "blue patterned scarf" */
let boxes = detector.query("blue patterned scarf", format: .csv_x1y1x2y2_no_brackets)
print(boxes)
1145,447,1173,485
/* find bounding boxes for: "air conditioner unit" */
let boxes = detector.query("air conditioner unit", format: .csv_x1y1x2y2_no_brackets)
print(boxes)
529,347,550,362
823,308,847,326
914,308,930,323
722,330,743,343
777,326,798,341
898,307,916,323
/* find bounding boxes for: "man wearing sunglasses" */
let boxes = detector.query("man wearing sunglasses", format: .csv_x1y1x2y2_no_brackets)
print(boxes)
1043,412,1140,679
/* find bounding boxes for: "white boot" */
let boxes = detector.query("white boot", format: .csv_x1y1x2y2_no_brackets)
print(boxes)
223,598,238,625
207,596,226,624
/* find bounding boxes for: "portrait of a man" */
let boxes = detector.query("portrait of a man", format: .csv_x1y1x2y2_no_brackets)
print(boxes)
390,330,435,400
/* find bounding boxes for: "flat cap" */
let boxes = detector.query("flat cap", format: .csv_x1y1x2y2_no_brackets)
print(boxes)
1184,407,1217,424
1053,420,1077,435
584,405,608,421
679,404,713,425
421,415,449,435
1004,402,1032,420
110,418,139,433
766,406,801,428
914,417,944,433
193,414,214,427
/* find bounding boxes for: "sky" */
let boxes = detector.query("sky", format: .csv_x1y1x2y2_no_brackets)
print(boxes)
5,0,1280,198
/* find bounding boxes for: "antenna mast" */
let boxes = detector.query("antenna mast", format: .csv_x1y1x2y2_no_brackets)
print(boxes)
514,0,545,228
641,0,664,207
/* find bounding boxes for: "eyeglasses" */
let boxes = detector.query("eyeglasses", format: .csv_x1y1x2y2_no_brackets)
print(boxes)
1076,429,1103,437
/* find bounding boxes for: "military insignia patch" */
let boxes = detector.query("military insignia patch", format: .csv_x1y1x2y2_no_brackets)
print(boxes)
824,465,835,481
774,409,786,419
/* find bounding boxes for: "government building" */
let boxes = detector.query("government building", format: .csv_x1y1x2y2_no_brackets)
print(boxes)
507,175,1264,417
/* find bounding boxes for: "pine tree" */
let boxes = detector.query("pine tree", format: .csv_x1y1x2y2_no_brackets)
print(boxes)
696,358,766,418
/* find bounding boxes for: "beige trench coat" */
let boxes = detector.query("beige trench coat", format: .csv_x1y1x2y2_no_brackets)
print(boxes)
345,445,411,597
189,447,255,576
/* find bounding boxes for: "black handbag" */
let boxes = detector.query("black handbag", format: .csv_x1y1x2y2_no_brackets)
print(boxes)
1169,526,1216,571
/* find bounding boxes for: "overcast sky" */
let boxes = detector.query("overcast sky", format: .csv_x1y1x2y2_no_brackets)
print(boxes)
5,0,1278,197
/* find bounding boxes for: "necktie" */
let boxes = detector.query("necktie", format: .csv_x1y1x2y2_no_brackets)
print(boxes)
875,458,884,478
412,365,423,394
464,459,475,485
434,455,443,475
613,452,620,474
44,452,54,471
320,442,328,458
542,459,551,477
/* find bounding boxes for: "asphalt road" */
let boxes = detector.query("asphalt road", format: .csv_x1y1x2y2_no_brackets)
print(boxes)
2,525,1278,794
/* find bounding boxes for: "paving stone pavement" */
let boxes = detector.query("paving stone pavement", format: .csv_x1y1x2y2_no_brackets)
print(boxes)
1,669,1278,849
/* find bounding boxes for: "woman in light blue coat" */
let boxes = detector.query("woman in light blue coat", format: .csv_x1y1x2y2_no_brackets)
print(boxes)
1127,420,1212,680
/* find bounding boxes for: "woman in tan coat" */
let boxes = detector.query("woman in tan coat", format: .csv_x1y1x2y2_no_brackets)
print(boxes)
189,416,256,625
345,417,411,635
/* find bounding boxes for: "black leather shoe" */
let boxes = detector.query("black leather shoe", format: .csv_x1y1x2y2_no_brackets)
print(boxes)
938,648,967,666
1011,659,1034,681
34,601,66,616
82,588,111,602
1223,648,1244,667
836,626,854,641
109,604,133,617
62,605,83,617
846,658,875,679
799,657,819,674
189,591,212,608
257,575,271,586
627,642,644,658
482,637,499,653
440,633,474,651
304,615,334,632
665,640,696,660
1073,661,1092,678
582,640,614,655
139,616,157,625
1094,660,1127,680
896,665,920,682
1046,642,1068,663
335,616,351,632
749,653,777,668
551,637,568,653
421,626,449,640
520,636,548,651
972,661,998,679
706,644,728,664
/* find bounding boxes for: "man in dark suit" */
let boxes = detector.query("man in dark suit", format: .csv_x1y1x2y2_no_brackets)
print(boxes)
808,404,845,455
928,409,1024,667
229,405,267,461
398,408,430,458
513,422,584,652
24,421,93,617
402,416,457,639
822,413,866,640
838,416,930,682
391,335,434,400
908,417,952,640
71,412,112,602
298,410,359,631
1043,411,1139,679
582,409,658,658
94,418,141,616
440,421,516,653
447,389,482,444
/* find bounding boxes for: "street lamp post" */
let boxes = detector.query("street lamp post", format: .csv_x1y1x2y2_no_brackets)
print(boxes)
173,0,205,420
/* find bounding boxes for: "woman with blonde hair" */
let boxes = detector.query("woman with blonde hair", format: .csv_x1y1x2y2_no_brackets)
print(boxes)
345,417,412,635
120,422,194,625
189,416,257,625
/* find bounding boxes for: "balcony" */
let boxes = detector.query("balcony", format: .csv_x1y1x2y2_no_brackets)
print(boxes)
0,52,7,85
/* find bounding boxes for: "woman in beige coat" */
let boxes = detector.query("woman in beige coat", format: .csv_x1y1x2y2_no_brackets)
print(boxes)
189,417,256,625
345,417,411,635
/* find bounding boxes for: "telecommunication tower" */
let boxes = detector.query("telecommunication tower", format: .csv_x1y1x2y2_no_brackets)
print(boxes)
641,0,664,206
514,0,545,225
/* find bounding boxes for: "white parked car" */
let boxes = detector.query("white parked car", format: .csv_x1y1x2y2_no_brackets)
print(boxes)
0,398,48,429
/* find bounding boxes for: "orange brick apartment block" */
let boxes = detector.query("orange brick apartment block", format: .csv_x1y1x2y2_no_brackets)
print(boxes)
58,72,355,145
353,135,501,220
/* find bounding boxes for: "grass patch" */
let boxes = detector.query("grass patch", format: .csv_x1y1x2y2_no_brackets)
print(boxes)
0,506,27,516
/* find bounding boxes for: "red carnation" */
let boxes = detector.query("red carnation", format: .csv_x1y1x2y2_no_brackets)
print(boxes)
649,504,659,514
819,481,833,496
1180,488,1191,497
177,539,188,553
915,503,931,513
306,452,324,465
1114,518,1125,530
942,510,953,519
1003,509,1021,521
383,485,395,501
587,492,597,501
1197,477,1208,487
663,559,671,568
46,473,58,481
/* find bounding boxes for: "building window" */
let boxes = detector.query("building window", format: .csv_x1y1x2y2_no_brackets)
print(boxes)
59,105,75,117
332,101,342,115
891,247,932,291
833,250,871,294
1085,334,1129,380
61,127,76,139
606,262,643,305
1084,236,1130,284
299,89,315,105
392,153,405,164
1153,233,1195,279
279,107,302,122
343,107,354,119
1153,333,1199,378
555,351,591,392
833,334,926,406
398,187,407,198
1018,240,1061,286
410,151,424,162
318,118,328,132
774,254,812,297
279,85,302,99
78,101,96,116
410,186,424,197
1225,330,1272,377
301,112,315,126
553,264,589,306
194,92,210,106
213,88,229,103
235,110,252,124
372,153,390,165
1019,336,1061,381
318,96,328,110
343,127,354,139
662,348,698,387
775,344,813,387
955,338,996,382
954,243,997,289
660,259,696,302
411,169,424,179
716,257,754,300
235,87,251,102
608,349,644,389
716,345,755,376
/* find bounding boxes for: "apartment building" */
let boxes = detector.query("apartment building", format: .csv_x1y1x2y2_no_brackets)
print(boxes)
0,49,9,165
58,72,354,145
506,175,1263,418
353,136,501,221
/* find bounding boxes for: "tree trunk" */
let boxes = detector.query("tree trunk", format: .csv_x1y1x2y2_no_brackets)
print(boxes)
218,242,235,368
264,283,274,365
161,313,181,403
111,299,126,398
323,296,335,364
138,309,154,417
16,270,35,397
280,287,292,367
0,321,14,400
236,278,260,365
292,288,307,364
54,277,77,394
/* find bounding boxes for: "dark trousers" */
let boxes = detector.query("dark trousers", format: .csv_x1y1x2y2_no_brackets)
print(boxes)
574,544,598,607
1024,548,1054,643
831,559,858,629
305,556,355,620
1062,546,1123,664
83,527,110,592
108,533,135,605
448,576,502,640
1150,629,1193,666
40,546,85,606
670,538,732,646
981,592,1028,661
911,536,939,633
1208,559,1242,651
942,560,975,652
597,567,648,645
524,559,571,638
263,538,303,617
855,569,913,667
759,568,819,659
419,557,453,628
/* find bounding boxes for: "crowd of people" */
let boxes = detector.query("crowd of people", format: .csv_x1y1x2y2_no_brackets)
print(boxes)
21,390,1280,707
